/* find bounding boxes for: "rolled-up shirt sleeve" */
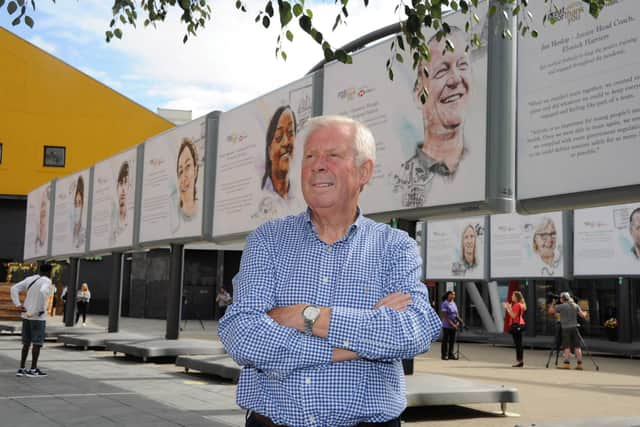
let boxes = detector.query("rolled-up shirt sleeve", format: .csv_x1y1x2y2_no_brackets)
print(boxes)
219,230,333,378
327,236,441,360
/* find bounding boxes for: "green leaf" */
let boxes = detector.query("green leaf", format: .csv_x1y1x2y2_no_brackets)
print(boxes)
114,28,122,39
265,1,273,17
0,0,5,8
183,34,188,43
395,53,404,63
293,3,302,17
335,49,349,63
299,15,311,33
11,16,20,25
281,50,287,61
306,9,313,19
24,14,33,28
262,15,270,28
396,35,404,51
279,2,292,26
120,15,126,24
531,30,538,38
512,5,521,16
286,30,293,42
387,67,394,81
7,0,17,14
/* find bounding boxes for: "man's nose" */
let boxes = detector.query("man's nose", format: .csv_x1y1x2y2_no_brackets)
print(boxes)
310,155,328,172
446,69,463,87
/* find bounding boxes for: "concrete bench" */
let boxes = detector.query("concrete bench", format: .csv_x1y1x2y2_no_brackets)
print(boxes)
106,338,226,362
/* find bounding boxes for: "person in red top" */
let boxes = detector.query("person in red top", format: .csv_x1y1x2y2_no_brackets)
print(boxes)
503,291,526,367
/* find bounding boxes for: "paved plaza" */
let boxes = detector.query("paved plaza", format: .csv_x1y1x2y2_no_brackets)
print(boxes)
1,315,638,426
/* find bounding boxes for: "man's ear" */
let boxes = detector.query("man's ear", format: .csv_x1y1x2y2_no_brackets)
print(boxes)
358,159,374,187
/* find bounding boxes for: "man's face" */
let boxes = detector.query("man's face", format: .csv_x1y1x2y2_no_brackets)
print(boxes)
534,222,557,259
269,110,295,180
117,177,130,219
448,292,456,302
630,212,640,249
301,124,371,211
420,32,471,132
178,148,196,202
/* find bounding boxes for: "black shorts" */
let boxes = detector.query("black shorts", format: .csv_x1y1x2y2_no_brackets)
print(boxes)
22,319,46,346
561,327,580,350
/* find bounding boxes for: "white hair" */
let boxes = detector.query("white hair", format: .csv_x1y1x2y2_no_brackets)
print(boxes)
301,115,376,165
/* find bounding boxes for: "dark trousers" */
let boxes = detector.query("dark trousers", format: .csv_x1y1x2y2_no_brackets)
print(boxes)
511,327,524,361
441,327,457,358
75,301,88,324
246,412,400,427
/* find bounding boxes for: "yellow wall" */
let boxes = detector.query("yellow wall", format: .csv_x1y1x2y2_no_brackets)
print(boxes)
0,28,174,196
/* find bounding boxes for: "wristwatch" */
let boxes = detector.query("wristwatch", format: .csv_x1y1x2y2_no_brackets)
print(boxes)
302,305,321,336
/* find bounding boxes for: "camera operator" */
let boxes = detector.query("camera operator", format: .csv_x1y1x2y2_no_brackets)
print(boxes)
548,291,588,370
440,291,462,360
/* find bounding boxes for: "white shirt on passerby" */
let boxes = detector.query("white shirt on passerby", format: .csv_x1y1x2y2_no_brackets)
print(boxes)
10,275,53,321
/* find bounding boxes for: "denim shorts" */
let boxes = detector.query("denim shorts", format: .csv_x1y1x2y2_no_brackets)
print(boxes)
22,319,46,346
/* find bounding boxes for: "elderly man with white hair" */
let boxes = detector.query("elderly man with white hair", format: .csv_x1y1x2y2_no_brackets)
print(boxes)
219,115,442,427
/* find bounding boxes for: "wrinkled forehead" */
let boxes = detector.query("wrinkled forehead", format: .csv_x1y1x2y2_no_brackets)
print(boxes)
426,32,467,63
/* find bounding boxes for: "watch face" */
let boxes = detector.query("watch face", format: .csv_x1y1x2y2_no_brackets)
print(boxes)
303,305,320,321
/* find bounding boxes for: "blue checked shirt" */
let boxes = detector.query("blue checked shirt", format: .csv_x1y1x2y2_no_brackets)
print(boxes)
218,210,441,427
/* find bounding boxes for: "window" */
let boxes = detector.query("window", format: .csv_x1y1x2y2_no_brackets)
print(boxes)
43,145,66,167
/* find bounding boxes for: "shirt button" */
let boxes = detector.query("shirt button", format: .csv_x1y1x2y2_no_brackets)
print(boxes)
305,377,311,385
326,245,332,253
309,415,315,423
363,287,368,294
322,277,328,284
343,340,350,347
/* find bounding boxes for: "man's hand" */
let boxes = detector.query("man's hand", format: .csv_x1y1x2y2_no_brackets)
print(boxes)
374,292,411,311
17,305,26,313
267,304,307,331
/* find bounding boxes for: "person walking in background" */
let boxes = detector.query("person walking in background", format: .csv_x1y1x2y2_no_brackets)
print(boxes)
440,291,461,360
504,290,527,367
11,263,54,377
75,283,91,326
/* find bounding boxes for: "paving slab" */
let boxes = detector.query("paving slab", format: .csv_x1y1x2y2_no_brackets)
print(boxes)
515,417,640,427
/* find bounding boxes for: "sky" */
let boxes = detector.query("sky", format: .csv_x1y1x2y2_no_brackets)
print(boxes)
1,0,402,118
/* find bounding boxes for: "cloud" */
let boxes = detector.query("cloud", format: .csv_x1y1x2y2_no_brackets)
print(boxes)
10,0,403,117
27,35,57,54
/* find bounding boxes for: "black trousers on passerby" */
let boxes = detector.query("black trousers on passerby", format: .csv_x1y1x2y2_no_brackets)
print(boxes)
441,327,457,359
75,301,88,324
511,327,524,361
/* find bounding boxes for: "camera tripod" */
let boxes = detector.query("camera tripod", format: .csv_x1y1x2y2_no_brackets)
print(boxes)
545,322,599,371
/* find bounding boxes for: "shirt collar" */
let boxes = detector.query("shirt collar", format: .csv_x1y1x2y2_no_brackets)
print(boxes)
304,207,364,242
413,143,467,177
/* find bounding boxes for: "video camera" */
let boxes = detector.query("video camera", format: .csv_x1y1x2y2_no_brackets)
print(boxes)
546,292,561,305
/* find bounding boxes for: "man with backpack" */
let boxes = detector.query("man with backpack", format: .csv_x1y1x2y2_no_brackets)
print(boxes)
10,263,54,377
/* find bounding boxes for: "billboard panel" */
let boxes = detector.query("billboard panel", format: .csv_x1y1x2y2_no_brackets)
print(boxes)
51,169,91,257
425,216,487,280
139,117,206,244
574,203,640,276
212,77,313,238
23,182,52,261
89,147,137,252
517,1,640,204
490,211,566,278
323,3,488,215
